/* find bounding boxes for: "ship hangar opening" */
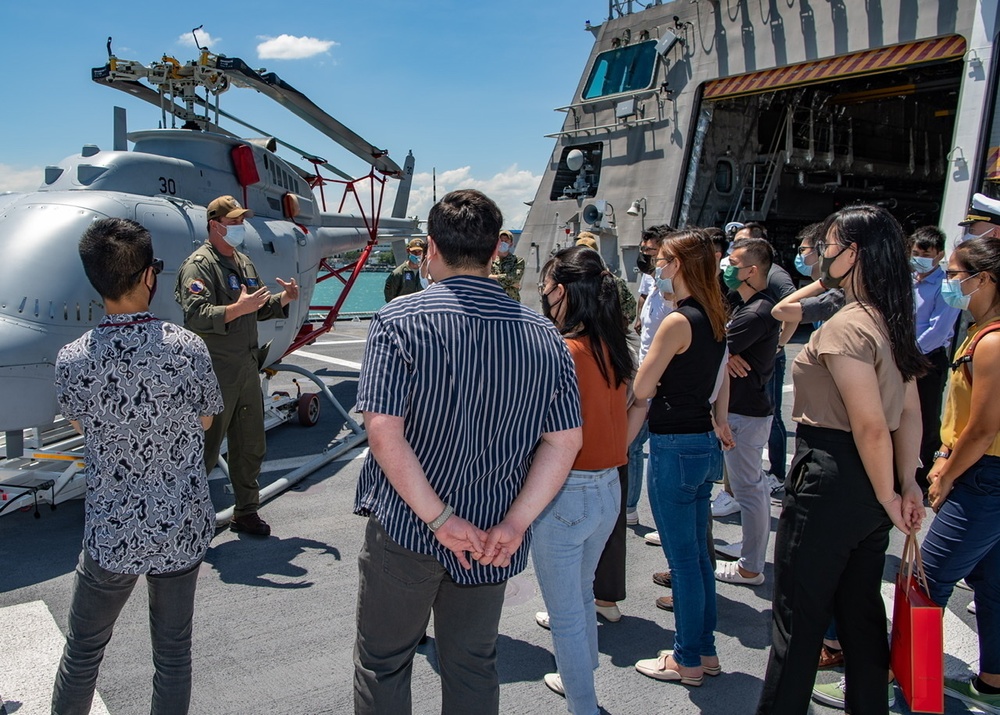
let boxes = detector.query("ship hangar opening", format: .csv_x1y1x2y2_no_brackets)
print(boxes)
685,36,967,266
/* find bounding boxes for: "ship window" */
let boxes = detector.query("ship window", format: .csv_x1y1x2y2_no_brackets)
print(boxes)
714,159,735,195
583,41,658,100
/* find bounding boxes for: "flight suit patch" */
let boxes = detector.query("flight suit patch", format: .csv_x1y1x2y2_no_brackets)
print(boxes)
247,277,259,288
228,274,241,291
189,279,207,294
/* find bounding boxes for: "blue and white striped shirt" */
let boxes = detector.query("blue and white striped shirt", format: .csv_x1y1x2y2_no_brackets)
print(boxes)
354,275,582,584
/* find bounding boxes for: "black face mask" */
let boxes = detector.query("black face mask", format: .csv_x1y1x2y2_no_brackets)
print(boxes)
146,272,158,305
637,253,654,276
540,289,562,321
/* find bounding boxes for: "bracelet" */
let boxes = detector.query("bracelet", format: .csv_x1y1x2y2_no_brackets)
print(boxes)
427,504,454,532
933,450,951,461
878,493,900,505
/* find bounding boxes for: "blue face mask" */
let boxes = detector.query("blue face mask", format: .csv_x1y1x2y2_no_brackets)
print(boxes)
794,252,813,277
910,256,936,274
408,253,421,265
655,265,674,295
941,274,980,310
222,223,246,247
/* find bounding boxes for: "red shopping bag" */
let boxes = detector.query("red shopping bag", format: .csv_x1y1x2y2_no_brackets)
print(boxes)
890,533,944,713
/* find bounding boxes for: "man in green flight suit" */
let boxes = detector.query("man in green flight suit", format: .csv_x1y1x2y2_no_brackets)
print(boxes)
489,229,526,302
383,238,426,302
175,195,299,537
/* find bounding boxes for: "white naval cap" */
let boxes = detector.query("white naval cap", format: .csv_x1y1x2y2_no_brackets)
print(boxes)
960,193,1000,226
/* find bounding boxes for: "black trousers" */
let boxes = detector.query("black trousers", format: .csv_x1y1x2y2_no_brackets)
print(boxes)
756,425,893,715
594,464,628,602
915,346,950,491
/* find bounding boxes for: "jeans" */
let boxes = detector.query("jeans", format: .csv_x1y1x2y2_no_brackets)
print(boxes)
625,421,649,511
52,550,201,715
354,518,506,715
532,468,621,715
724,414,773,573
647,431,721,668
766,349,787,480
921,454,1000,674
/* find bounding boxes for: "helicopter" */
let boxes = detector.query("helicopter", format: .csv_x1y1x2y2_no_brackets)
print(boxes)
0,35,417,513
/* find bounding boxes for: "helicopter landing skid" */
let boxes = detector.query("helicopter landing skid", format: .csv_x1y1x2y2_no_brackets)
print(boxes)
0,364,367,521
211,362,367,528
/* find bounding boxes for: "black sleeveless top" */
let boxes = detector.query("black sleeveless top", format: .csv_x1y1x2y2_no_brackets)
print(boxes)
648,297,726,435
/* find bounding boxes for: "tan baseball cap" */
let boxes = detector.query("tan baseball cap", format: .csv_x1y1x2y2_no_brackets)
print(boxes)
207,195,254,221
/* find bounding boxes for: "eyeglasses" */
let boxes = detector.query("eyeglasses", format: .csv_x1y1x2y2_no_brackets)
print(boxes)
814,241,850,254
796,246,815,255
653,256,676,265
943,269,978,280
133,258,163,282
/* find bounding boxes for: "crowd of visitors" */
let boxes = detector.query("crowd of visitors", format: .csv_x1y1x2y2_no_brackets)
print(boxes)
49,189,1000,715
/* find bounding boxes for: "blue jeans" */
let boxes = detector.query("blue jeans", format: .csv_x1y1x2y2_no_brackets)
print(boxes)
52,550,201,715
767,349,787,480
921,454,1000,674
532,468,621,715
626,421,649,511
647,431,721,668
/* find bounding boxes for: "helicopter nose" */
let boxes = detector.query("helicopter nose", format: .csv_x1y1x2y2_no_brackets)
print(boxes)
0,316,61,432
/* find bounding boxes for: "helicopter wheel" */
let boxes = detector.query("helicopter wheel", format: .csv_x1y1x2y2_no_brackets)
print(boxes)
297,392,321,427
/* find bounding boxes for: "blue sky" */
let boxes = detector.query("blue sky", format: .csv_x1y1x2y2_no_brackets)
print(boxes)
0,1,607,228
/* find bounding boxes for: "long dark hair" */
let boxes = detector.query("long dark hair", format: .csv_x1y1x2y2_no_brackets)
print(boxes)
541,246,634,387
823,205,927,381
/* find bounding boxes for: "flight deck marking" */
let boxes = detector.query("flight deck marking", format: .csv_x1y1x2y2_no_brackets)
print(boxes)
293,350,363,371
0,601,110,715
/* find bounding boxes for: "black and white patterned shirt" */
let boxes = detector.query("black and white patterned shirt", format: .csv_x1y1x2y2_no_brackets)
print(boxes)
354,276,582,585
55,312,224,575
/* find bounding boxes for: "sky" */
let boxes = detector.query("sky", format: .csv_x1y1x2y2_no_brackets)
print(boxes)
0,1,609,229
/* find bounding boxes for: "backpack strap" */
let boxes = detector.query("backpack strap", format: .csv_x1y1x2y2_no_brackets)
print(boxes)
951,321,1000,384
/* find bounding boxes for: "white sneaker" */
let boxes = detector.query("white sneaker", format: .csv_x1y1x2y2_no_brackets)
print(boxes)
543,672,565,697
644,531,661,546
711,491,741,517
969,600,977,614
626,508,639,525
715,560,764,586
957,578,973,591
715,541,743,560
535,611,550,630
765,472,784,494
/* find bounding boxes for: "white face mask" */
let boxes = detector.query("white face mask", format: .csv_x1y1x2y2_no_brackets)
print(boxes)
222,223,246,247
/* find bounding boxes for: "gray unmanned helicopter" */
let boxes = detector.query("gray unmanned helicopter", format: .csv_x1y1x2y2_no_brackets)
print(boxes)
0,35,416,515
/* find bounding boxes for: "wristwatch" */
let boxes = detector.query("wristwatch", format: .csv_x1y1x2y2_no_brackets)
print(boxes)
933,450,951,461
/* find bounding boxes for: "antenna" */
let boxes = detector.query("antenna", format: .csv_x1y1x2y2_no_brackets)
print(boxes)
192,25,207,52
106,36,113,58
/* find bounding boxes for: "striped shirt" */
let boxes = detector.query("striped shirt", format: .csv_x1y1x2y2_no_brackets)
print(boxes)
354,275,582,585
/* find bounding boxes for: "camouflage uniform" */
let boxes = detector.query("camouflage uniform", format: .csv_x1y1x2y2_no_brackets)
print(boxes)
491,253,526,302
175,241,287,517
383,262,423,302
615,275,637,324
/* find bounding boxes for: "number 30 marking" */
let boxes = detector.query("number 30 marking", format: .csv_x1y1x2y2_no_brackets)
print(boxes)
158,177,176,195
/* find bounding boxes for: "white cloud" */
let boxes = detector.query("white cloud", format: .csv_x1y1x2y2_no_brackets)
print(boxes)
397,165,542,230
256,35,337,60
0,164,43,193
178,30,220,49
